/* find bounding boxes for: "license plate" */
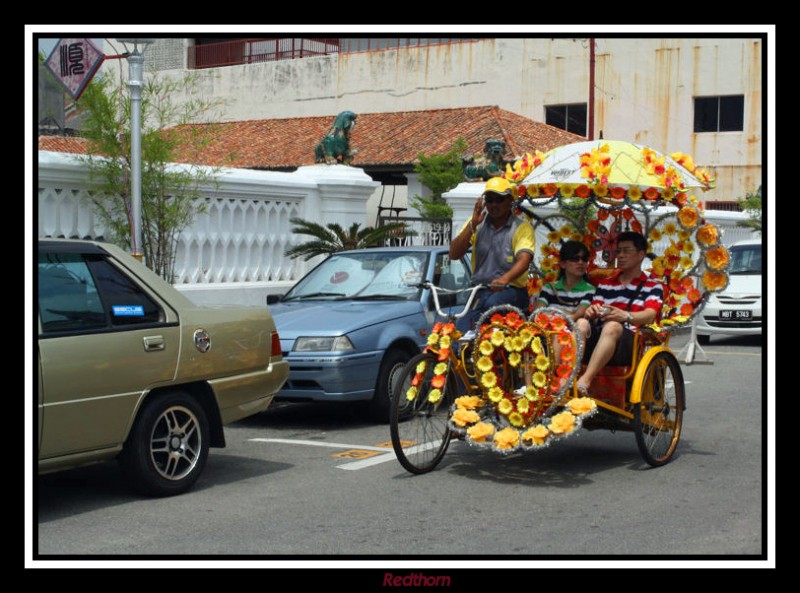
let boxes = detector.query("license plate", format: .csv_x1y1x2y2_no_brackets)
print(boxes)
720,309,752,320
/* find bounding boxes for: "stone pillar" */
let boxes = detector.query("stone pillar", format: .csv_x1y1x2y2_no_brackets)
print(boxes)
293,164,379,227
443,181,484,232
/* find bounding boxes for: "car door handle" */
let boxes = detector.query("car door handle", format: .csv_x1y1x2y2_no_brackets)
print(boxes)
143,335,165,351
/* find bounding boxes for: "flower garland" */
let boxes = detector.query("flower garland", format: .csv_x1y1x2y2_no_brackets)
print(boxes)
503,151,547,186
405,322,460,404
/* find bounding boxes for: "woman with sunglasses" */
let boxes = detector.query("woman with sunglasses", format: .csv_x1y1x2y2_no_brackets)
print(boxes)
532,240,594,351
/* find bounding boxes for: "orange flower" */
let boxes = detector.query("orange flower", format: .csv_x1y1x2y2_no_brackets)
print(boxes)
490,313,505,324
431,374,446,389
696,224,719,247
702,271,728,291
675,192,688,206
440,323,455,335
669,277,683,293
677,206,699,228
543,183,558,197
522,424,550,446
559,346,575,362
680,303,694,316
597,208,609,221
557,332,572,346
575,185,591,198
631,220,643,233
557,364,572,379
644,187,659,201
534,313,551,329
451,408,480,427
550,316,566,332
431,322,442,334
549,411,576,434
705,246,730,271
688,288,701,302
467,422,495,442
681,276,695,290
437,348,450,362
411,373,423,387
610,186,626,200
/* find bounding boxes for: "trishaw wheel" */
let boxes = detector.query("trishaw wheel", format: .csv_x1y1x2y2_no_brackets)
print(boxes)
390,352,455,474
633,350,685,467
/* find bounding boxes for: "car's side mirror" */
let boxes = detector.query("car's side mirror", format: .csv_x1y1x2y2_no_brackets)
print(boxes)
266,294,283,305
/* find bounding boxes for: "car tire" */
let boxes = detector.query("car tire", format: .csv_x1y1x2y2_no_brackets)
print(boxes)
697,334,710,345
369,349,412,423
120,391,210,497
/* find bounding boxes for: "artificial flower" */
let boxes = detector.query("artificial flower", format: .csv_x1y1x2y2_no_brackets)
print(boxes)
680,256,694,270
467,421,495,442
490,331,506,346
610,186,626,200
594,184,609,197
687,287,701,302
649,228,663,242
559,346,575,363
680,303,694,316
428,388,442,403
431,374,446,389
437,348,449,362
543,183,558,197
503,337,514,352
705,246,730,271
696,224,719,247
663,222,678,236
455,395,483,409
451,407,480,427
519,327,533,344
575,185,591,198
426,334,440,347
508,412,525,428
479,340,494,356
522,424,549,445
494,427,520,449
661,187,675,202
560,184,575,198
416,360,428,374
525,386,540,401
702,270,728,291
481,372,498,388
549,411,576,434
516,398,530,415
557,332,572,347
682,241,695,255
535,354,550,371
526,184,540,198
498,398,513,415
508,352,521,367
476,356,494,373
411,373,423,387
532,371,548,388
628,186,642,201
556,364,572,379
440,323,455,336
434,362,448,376
677,206,699,229
488,386,504,402
405,386,418,401
531,336,544,354
568,397,596,416
559,225,573,239
644,187,659,201
439,335,452,350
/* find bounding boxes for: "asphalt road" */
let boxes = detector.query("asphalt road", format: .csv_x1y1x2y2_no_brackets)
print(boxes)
31,331,771,569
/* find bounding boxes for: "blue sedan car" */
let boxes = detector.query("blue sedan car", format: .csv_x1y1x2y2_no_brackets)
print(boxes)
267,246,472,421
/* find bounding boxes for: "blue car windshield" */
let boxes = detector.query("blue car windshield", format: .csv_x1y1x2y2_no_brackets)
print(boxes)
285,252,428,300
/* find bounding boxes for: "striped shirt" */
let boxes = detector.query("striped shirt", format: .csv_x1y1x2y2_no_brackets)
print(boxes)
536,278,596,313
591,271,664,327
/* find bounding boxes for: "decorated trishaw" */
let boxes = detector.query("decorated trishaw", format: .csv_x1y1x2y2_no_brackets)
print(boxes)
390,140,731,473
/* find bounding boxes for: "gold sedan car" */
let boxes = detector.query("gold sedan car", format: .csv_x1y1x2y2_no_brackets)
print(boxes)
37,239,289,496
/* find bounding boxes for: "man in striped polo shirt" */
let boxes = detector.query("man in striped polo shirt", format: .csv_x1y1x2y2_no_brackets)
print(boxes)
576,231,663,395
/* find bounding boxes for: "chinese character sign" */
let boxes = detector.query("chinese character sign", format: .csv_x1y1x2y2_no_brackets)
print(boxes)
44,38,104,100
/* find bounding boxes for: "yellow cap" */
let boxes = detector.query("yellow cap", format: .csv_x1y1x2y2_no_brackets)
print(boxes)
484,176,516,197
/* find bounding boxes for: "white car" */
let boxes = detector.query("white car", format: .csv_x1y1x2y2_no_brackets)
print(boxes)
696,238,762,344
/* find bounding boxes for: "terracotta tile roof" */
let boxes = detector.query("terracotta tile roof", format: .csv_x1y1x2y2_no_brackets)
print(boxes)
37,135,90,154
39,106,586,170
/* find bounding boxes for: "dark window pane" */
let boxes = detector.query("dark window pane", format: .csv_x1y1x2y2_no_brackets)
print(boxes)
88,257,163,326
566,104,587,136
694,97,719,132
719,95,744,131
545,105,566,130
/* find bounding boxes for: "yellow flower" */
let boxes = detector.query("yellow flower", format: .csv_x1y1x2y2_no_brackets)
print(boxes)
490,331,506,346
677,206,699,229
680,256,694,270
628,186,642,201
510,336,525,352
522,424,550,445
560,225,573,238
479,340,494,356
663,222,677,235
705,246,730,271
434,362,448,376
439,335,452,350
508,352,521,367
481,372,498,388
498,399,513,415
649,228,663,242
661,187,675,201
516,398,530,414
488,386,504,402
455,395,483,409
426,334,439,347
519,328,533,345
508,412,525,427
416,360,428,374
568,397,597,416
503,337,514,352
682,241,695,255
535,354,550,371
547,231,561,243
467,422,495,442
532,371,547,388
428,388,442,403
560,184,575,198
678,229,691,241
696,224,719,247
525,386,540,401
549,411,576,434
526,184,540,198
651,259,665,277
405,386,418,401
594,184,609,197
570,232,584,242
531,337,544,354
476,356,494,373
493,427,520,449
451,407,480,427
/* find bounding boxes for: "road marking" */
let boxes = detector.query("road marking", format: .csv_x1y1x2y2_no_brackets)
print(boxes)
249,438,391,452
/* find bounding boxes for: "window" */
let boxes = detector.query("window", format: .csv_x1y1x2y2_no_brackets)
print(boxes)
545,104,587,137
694,95,744,132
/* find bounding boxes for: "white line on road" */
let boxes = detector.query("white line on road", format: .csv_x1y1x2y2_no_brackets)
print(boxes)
248,438,390,452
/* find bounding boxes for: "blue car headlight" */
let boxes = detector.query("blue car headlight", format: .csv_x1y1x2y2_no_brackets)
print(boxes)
293,336,356,352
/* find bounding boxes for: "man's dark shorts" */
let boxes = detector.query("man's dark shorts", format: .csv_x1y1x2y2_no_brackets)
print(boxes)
582,320,634,366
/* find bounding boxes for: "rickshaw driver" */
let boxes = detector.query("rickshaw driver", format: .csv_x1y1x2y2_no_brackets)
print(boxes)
449,176,535,335
576,231,663,396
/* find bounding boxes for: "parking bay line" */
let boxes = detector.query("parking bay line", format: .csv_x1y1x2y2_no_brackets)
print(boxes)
248,438,439,470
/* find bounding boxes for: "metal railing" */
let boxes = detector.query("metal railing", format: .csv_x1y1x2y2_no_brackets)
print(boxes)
339,38,477,54
188,38,340,69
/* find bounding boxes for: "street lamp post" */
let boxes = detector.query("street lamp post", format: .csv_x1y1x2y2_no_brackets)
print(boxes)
116,38,155,262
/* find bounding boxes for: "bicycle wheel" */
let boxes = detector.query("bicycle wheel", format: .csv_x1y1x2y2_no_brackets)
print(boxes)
390,352,456,474
633,350,685,467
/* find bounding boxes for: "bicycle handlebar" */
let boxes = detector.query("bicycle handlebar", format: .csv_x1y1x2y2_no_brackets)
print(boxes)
422,281,493,320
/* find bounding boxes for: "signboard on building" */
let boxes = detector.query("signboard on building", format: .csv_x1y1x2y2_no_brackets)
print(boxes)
43,38,104,101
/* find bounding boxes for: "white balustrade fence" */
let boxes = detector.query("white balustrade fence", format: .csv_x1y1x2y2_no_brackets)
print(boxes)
38,151,378,306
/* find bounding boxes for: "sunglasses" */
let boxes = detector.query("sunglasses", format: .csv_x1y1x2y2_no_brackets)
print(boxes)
483,193,508,204
564,255,589,263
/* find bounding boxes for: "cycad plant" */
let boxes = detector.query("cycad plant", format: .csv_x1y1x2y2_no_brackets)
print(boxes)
284,218,415,261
